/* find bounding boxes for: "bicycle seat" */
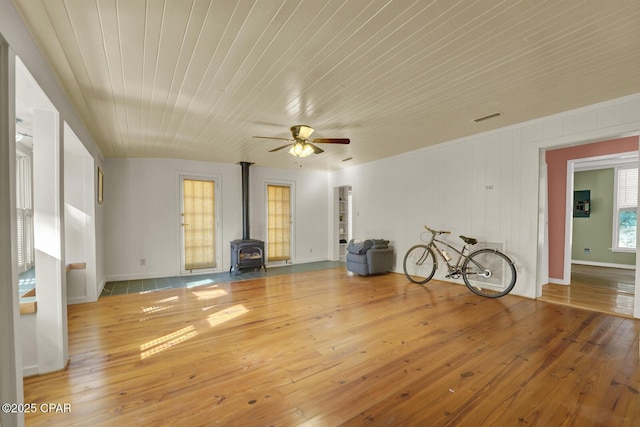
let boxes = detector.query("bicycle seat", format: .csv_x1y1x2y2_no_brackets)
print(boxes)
460,235,478,245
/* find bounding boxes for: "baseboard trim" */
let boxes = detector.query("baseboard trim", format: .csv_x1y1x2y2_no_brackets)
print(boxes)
67,296,88,305
23,365,38,377
267,257,331,268
548,277,570,285
105,271,182,282
571,260,636,270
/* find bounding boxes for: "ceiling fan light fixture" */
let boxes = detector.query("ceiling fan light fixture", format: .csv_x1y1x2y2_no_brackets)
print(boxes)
288,141,314,158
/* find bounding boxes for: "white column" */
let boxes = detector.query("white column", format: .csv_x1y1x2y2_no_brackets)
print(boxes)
33,108,68,373
0,38,24,427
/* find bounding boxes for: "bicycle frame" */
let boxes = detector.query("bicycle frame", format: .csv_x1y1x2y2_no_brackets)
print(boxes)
421,231,471,274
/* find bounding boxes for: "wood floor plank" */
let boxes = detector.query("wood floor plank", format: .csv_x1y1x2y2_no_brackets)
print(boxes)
24,268,640,426
541,265,636,317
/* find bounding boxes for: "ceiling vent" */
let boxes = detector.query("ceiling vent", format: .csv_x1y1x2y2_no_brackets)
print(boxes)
473,112,502,123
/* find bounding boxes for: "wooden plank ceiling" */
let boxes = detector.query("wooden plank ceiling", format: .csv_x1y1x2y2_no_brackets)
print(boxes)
11,0,640,170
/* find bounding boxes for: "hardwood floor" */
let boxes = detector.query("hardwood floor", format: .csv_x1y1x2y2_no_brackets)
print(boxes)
540,265,636,318
24,269,640,426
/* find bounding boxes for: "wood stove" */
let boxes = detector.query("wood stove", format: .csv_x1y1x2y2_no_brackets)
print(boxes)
230,239,265,275
230,162,266,275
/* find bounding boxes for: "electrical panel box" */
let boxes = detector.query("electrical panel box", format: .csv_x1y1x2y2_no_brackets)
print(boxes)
573,190,590,218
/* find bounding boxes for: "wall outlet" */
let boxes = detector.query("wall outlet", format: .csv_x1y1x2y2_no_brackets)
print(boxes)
140,258,146,266
584,248,590,254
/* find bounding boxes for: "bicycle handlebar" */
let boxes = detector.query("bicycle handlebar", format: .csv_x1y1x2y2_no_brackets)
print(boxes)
424,225,451,235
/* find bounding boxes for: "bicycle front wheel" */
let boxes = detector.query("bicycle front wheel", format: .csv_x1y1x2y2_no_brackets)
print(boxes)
403,245,437,284
462,249,516,298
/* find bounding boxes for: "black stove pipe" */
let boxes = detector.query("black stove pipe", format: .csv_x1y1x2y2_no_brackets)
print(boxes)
239,161,253,240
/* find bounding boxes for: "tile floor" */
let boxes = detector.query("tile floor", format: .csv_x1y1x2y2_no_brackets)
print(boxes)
101,261,346,297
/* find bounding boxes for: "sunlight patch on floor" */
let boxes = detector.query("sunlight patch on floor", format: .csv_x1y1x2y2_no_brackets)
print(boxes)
154,296,180,304
140,295,180,316
206,304,248,328
142,304,173,314
140,326,198,359
139,303,248,358
191,287,228,300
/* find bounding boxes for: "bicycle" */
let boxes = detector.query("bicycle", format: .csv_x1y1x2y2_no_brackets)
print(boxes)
403,226,517,298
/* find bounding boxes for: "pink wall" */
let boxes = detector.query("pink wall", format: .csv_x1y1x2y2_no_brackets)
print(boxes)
546,136,639,281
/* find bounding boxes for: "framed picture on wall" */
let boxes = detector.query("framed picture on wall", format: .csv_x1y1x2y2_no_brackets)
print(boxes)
97,166,104,205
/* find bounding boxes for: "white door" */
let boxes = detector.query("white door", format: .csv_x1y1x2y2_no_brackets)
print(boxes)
266,183,292,263
180,176,219,273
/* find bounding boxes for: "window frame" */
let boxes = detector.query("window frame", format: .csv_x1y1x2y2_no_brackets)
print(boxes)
612,165,638,252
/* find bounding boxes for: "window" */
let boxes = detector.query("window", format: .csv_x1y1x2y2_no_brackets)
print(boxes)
614,166,637,250
16,154,34,272
267,184,291,262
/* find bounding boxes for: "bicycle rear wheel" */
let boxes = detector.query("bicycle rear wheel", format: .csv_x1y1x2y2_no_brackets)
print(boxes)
462,249,516,298
403,245,437,284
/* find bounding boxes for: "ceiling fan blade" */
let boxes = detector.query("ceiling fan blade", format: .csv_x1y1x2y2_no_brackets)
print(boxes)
308,143,324,154
269,144,292,153
311,138,350,144
253,136,292,141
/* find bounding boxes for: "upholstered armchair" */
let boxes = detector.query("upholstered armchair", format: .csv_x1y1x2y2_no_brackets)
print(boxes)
346,239,394,276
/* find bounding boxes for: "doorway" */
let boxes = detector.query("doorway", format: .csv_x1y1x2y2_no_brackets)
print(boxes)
541,138,639,317
336,185,353,261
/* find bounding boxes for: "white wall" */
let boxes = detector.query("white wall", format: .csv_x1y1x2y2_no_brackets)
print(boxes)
64,122,98,304
330,133,530,293
64,152,87,263
251,166,329,263
331,93,640,310
64,151,88,303
104,158,330,281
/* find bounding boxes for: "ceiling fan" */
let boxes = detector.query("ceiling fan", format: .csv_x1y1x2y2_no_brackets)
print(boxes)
253,125,350,158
